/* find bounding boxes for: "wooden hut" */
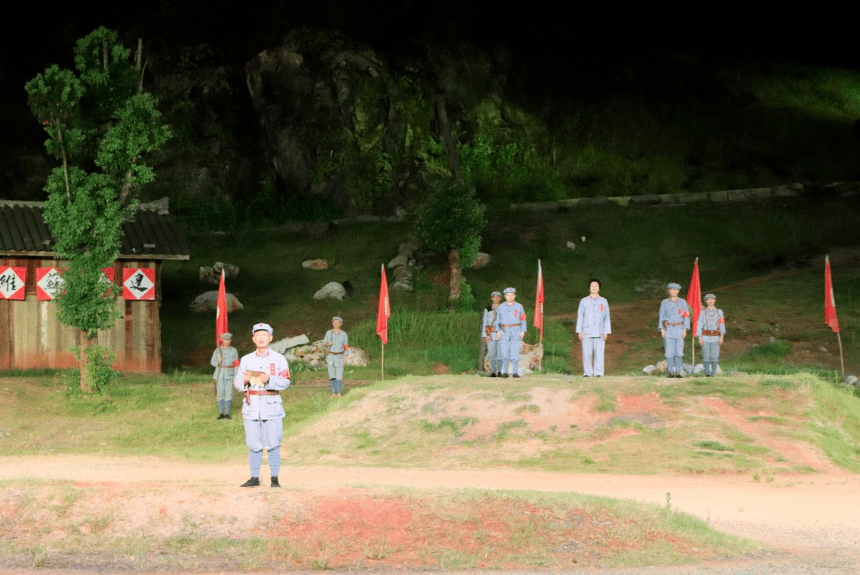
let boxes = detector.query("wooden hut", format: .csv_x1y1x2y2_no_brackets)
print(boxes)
0,200,190,372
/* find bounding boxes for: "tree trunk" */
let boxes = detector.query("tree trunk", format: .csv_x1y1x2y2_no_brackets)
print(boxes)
435,94,460,181
448,248,462,311
79,331,93,392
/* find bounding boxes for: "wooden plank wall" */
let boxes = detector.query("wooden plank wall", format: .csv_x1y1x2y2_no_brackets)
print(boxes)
1,258,162,373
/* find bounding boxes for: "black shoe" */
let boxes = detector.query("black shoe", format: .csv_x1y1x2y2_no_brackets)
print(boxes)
271,477,280,488
240,477,260,488
500,373,509,378
224,413,231,419
489,372,496,378
494,372,502,378
512,374,521,378
217,414,225,420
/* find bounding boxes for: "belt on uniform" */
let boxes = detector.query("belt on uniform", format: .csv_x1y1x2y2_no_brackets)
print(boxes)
702,329,721,336
327,351,344,355
218,365,235,368
662,320,683,327
246,390,280,396
501,323,520,327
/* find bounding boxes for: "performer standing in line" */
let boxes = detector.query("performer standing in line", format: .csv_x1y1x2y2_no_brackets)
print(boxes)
658,283,690,378
211,332,239,419
696,293,726,377
481,291,502,376
576,279,611,377
494,287,527,378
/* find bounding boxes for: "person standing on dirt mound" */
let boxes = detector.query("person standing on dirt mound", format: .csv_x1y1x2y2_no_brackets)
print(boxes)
210,332,239,419
234,323,291,488
576,279,611,377
494,287,527,378
696,293,725,377
659,283,690,378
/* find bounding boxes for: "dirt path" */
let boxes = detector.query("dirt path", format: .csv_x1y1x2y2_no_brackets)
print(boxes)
2,455,859,574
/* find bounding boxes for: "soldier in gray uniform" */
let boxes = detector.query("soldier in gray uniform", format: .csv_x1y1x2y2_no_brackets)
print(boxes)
323,316,349,397
493,287,527,378
659,283,690,378
696,294,726,377
481,291,502,376
210,332,239,419
234,323,292,488
576,279,611,377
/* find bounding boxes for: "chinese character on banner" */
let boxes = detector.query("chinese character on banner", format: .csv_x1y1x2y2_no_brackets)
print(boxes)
123,268,155,300
36,267,65,300
0,266,26,300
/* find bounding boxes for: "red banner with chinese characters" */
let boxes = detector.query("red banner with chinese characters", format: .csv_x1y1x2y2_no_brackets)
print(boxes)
36,267,65,300
122,268,156,300
0,266,26,300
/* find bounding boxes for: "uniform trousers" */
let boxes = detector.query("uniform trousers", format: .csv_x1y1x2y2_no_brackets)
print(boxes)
243,418,283,477
664,337,684,372
500,328,522,375
701,341,720,375
581,337,605,376
486,338,500,373
326,355,344,393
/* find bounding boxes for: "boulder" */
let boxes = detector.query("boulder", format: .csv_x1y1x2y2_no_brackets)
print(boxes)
566,241,576,250
398,242,419,256
485,342,543,374
693,363,705,374
199,263,239,285
190,291,244,313
392,279,413,292
392,265,412,280
470,252,491,269
270,334,311,354
302,259,329,270
642,365,656,375
313,282,346,300
345,346,370,367
213,262,239,278
387,254,408,269
654,360,668,373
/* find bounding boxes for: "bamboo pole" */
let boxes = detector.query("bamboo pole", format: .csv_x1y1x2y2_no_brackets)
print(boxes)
837,332,845,379
381,342,385,381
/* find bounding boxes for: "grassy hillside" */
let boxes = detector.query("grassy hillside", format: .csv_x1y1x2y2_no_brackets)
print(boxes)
160,194,860,377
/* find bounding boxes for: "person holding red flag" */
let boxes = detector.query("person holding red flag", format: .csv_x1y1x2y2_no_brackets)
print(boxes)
659,282,690,378
210,332,239,419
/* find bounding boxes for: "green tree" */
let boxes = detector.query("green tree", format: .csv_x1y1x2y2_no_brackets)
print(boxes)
25,27,171,391
413,179,485,309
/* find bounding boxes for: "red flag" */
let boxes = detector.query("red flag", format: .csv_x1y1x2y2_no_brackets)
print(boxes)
376,264,390,344
533,259,544,341
825,255,840,333
688,258,702,334
216,269,228,346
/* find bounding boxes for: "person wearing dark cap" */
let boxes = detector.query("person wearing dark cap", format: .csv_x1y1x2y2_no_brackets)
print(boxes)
576,279,611,377
323,316,349,397
493,287,527,377
210,332,239,419
696,294,726,377
659,283,690,378
480,291,502,376
234,323,291,488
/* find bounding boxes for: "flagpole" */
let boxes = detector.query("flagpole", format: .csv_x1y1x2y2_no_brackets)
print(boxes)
837,333,845,379
690,257,699,370
381,342,385,381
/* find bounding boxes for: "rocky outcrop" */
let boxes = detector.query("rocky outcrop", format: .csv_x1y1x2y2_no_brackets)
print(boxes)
190,291,243,313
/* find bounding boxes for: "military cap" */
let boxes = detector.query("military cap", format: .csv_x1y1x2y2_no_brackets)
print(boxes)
491,291,502,298
667,282,682,290
704,293,716,301
503,287,517,294
252,322,273,335
332,316,343,323
219,332,233,341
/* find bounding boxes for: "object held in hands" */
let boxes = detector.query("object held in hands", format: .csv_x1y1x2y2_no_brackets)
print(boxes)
245,370,267,388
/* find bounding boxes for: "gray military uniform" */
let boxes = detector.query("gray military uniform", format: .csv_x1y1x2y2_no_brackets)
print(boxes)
659,297,690,375
481,305,500,375
210,345,238,416
696,307,725,376
324,329,348,394
576,295,611,376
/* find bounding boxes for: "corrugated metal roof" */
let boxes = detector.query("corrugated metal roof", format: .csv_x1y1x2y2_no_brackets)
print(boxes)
0,200,190,260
